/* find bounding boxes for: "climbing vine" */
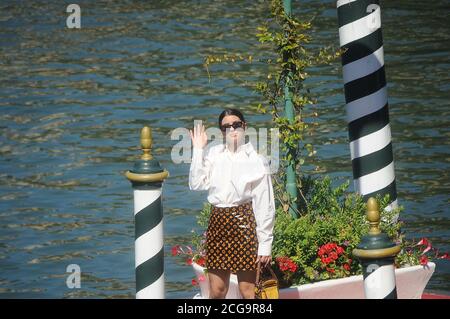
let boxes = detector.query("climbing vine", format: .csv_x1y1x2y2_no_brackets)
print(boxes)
204,0,342,215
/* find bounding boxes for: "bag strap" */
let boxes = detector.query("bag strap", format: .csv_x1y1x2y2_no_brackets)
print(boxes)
255,261,261,286
256,261,277,283
266,265,278,282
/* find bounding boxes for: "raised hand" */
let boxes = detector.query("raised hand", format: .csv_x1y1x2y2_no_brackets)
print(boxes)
189,122,208,149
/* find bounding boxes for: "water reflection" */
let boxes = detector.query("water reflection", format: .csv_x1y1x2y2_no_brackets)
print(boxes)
0,0,448,298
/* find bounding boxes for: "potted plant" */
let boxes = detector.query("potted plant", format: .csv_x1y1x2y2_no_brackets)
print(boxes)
172,178,448,298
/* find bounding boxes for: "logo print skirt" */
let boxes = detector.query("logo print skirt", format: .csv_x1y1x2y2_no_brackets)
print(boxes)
206,202,258,273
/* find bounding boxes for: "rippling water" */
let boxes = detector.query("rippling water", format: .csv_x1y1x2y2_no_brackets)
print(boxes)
0,0,448,298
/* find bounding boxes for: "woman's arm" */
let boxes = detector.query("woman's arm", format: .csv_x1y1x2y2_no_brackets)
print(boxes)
189,147,213,191
188,123,211,191
251,166,276,260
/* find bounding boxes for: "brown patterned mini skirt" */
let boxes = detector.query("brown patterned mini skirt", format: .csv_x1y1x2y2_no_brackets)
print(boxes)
206,201,258,273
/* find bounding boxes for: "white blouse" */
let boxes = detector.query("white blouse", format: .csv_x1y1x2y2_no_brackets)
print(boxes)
189,142,275,256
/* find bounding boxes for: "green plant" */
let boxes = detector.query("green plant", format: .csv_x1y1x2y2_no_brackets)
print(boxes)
203,0,342,214
174,176,449,288
190,202,211,264
271,176,403,287
172,202,210,268
396,237,450,269
254,0,342,214
254,1,338,164
205,3,338,154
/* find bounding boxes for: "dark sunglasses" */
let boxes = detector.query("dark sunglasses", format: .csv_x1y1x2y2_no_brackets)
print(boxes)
220,121,244,132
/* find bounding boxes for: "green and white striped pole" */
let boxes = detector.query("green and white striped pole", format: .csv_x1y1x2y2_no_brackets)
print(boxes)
353,198,400,299
126,126,169,299
336,0,397,210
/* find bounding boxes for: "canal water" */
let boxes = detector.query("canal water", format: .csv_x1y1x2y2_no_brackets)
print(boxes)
0,0,448,298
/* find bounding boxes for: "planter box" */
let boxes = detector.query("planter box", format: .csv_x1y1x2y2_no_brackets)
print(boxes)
192,262,435,299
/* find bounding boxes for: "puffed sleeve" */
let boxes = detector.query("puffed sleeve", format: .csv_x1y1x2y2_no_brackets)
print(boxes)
189,146,213,191
251,157,275,256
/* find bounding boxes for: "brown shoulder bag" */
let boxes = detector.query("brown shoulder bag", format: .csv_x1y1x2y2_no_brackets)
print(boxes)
254,261,279,299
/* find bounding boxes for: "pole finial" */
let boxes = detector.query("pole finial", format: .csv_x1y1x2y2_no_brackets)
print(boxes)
140,126,153,160
366,197,381,235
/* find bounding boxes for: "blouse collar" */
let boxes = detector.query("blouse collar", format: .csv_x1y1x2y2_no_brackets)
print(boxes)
223,142,254,156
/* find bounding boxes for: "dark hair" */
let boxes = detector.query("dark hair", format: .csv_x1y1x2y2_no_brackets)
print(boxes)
218,108,246,128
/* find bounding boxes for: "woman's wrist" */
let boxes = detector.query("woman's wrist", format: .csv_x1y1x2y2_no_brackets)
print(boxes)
192,147,204,161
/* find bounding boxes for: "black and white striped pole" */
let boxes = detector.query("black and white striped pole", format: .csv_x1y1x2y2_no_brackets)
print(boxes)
336,0,397,210
353,198,400,299
126,126,169,299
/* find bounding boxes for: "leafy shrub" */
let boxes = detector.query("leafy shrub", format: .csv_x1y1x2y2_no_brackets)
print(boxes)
173,176,449,289
271,176,401,287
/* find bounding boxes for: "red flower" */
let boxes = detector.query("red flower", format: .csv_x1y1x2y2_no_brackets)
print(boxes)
289,263,298,273
171,245,180,256
439,253,450,260
317,242,353,277
416,238,432,254
196,256,206,267
419,255,429,266
186,258,193,266
326,267,335,274
416,238,429,247
276,256,298,273
318,242,348,266
191,279,198,286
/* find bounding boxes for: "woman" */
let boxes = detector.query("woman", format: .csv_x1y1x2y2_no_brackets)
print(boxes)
189,108,276,299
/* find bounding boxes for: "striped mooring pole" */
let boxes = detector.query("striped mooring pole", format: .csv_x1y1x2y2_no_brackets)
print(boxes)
353,198,400,299
126,126,169,299
336,0,397,210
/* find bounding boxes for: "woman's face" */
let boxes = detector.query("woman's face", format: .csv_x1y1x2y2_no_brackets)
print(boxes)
221,115,246,144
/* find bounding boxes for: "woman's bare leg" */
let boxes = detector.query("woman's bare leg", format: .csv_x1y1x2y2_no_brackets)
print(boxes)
237,270,256,299
208,269,230,299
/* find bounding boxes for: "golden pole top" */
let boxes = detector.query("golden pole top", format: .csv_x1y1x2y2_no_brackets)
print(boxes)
352,197,400,259
367,197,381,235
140,126,153,161
126,126,169,184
